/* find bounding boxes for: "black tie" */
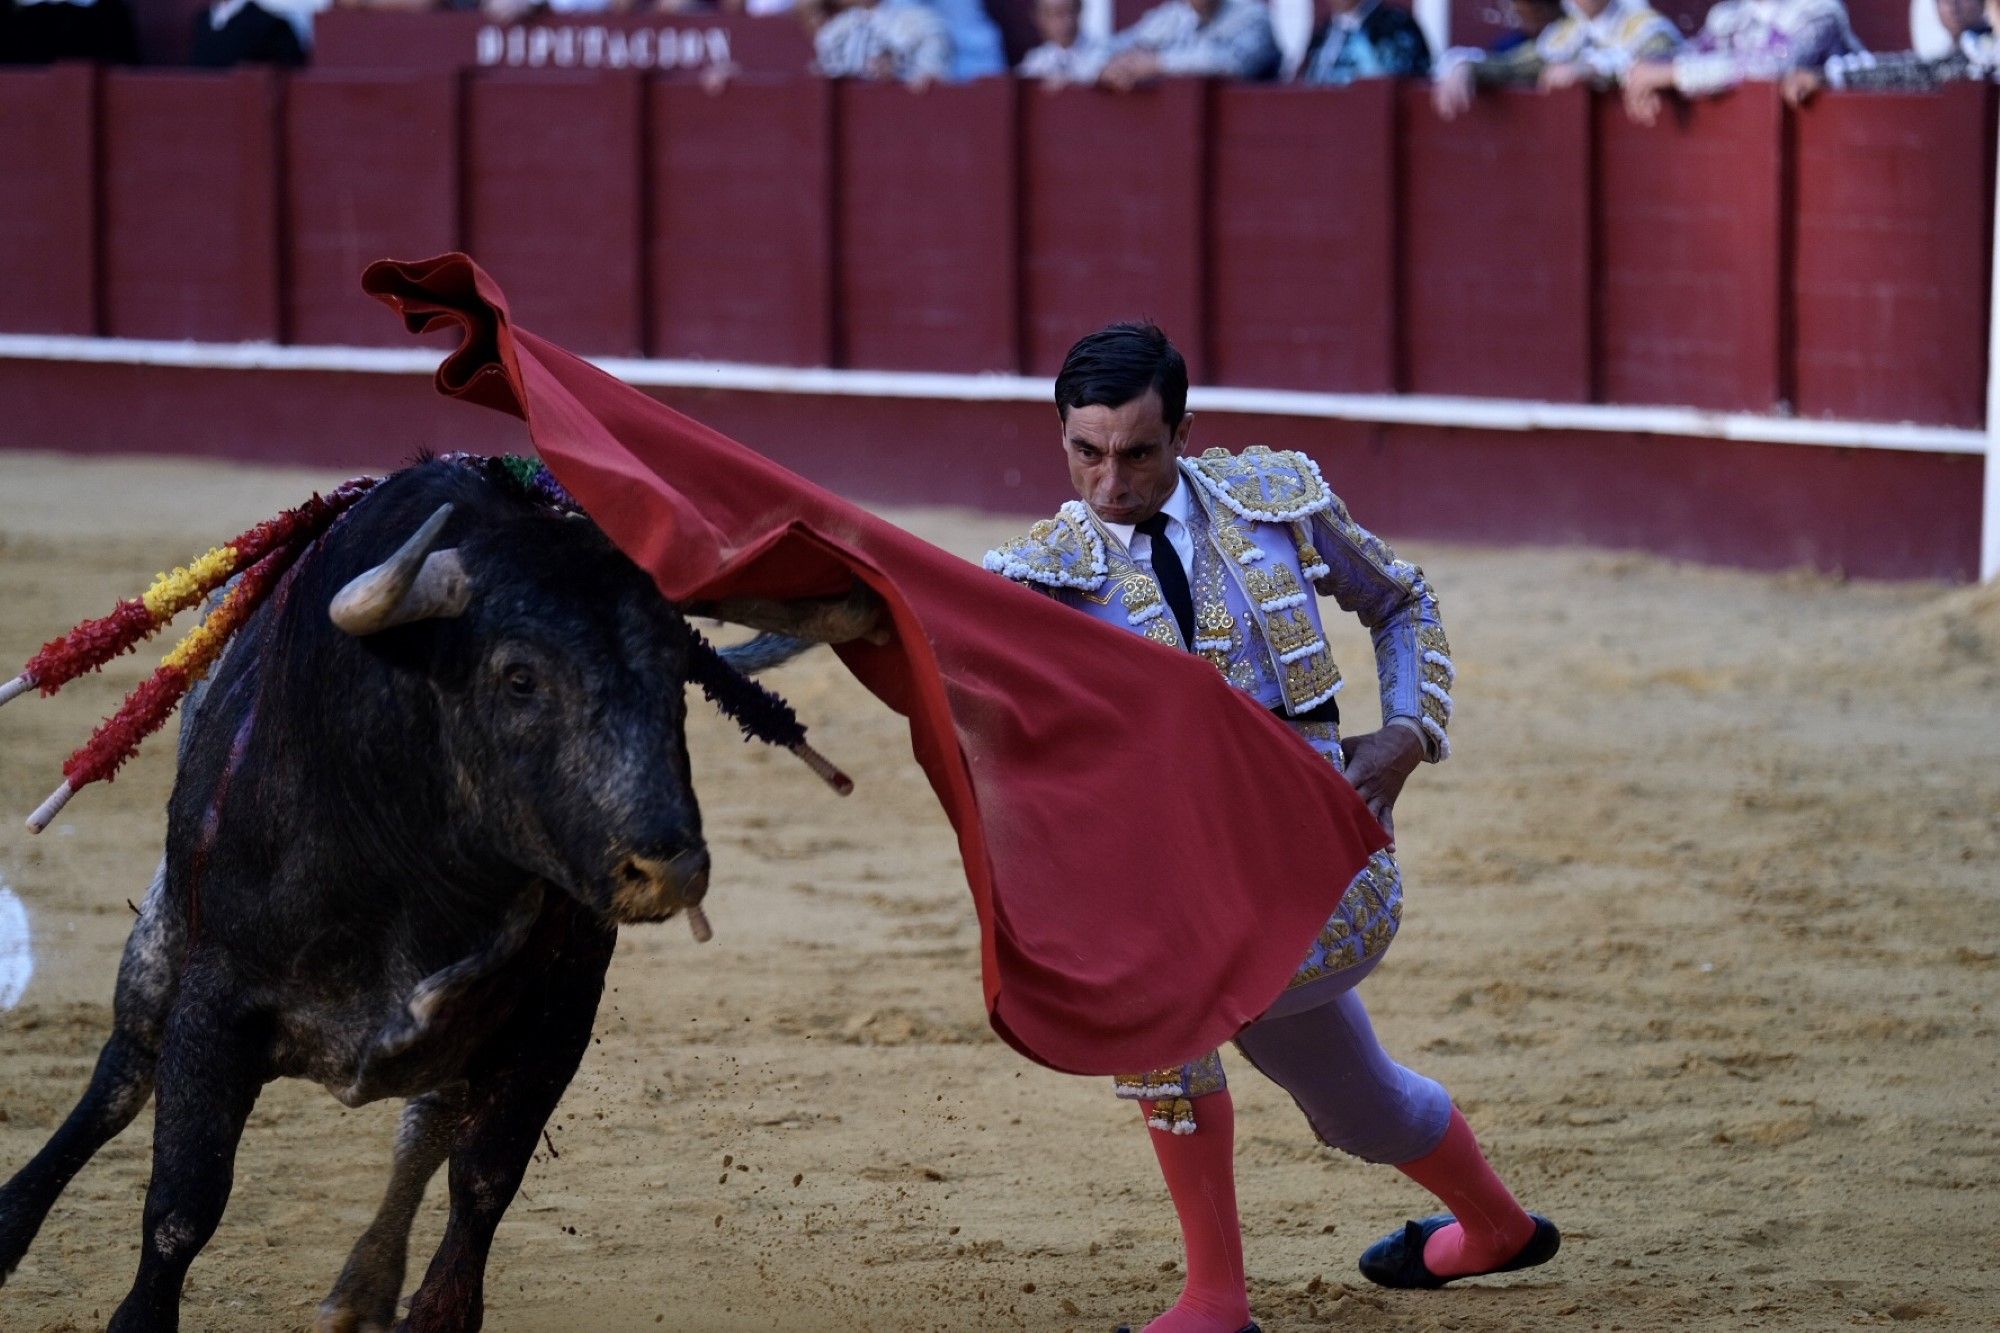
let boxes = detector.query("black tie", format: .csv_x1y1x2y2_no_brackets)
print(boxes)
1136,513,1195,648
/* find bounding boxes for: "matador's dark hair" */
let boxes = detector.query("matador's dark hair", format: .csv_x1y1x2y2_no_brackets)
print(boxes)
1054,321,1189,430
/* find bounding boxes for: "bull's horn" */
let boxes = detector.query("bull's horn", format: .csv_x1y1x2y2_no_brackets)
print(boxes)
329,503,474,636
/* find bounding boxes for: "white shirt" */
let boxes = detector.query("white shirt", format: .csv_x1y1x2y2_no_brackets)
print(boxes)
1101,474,1196,576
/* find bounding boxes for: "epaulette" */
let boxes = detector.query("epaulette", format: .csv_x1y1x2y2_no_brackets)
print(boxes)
981,500,1109,591
1183,446,1333,523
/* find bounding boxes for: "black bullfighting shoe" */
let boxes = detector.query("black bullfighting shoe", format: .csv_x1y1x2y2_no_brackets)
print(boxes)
1358,1213,1561,1290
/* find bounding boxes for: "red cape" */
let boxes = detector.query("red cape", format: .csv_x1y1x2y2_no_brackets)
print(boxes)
363,253,1390,1077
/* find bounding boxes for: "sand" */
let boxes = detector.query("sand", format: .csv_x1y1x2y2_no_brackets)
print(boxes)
0,451,1994,1331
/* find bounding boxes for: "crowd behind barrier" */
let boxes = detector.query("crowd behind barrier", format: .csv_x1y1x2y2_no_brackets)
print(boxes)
0,66,1988,435
0,0,1958,94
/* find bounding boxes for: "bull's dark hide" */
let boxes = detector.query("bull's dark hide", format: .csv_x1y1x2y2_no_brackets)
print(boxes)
0,457,757,1332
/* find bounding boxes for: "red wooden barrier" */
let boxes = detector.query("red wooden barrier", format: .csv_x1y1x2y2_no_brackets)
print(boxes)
101,70,281,343
1400,85,1591,401
0,67,97,337
11,354,1976,579
648,78,834,366
464,71,645,356
1209,81,1396,393
1242,416,1982,580
1020,81,1209,379
1792,82,1994,427
1595,86,1784,412
835,79,1020,374
285,73,460,348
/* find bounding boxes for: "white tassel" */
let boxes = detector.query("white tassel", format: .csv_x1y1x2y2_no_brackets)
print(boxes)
1259,593,1307,612
1277,640,1327,665
1294,679,1344,712
1186,449,1333,523
1058,502,1110,579
981,502,1109,590
1126,602,1164,626
1420,715,1452,761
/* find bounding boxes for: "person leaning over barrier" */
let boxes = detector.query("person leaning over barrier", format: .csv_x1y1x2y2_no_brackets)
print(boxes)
1783,0,1995,99
1292,0,1432,85
1433,0,1678,116
1431,0,1565,117
1094,0,1280,90
1018,0,1116,86
813,0,954,87
984,323,1561,1333
1622,0,1862,122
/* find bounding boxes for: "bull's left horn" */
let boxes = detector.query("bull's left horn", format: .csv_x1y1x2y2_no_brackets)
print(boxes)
329,503,474,636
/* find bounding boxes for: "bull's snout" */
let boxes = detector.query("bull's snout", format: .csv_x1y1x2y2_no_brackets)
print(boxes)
610,846,710,925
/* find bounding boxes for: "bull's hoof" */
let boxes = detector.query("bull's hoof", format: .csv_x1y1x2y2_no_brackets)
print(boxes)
0,1215,34,1286
316,1298,398,1333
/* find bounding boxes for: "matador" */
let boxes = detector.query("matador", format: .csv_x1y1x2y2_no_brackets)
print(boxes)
985,323,1562,1332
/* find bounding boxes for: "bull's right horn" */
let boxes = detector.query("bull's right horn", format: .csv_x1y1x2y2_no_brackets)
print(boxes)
329,502,474,636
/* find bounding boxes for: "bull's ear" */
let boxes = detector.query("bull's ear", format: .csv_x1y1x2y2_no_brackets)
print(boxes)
330,503,475,636
691,581,888,647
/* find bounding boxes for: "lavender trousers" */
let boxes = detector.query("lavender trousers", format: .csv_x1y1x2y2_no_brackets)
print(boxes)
1231,953,1454,1166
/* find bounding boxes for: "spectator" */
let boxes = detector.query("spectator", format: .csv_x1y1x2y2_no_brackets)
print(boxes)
1784,0,1993,97
926,0,1008,77
1096,0,1280,89
1622,0,1862,122
815,0,954,86
1018,0,1113,83
189,0,311,65
1294,0,1430,84
1535,0,1681,88
1432,0,1560,115
0,0,139,63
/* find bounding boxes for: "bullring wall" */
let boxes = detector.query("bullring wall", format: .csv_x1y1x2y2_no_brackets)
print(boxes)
0,67,1991,579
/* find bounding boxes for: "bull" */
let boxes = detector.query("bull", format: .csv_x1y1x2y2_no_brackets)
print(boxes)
0,458,876,1331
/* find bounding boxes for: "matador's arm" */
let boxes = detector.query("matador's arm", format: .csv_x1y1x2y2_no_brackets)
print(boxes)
1305,496,1454,761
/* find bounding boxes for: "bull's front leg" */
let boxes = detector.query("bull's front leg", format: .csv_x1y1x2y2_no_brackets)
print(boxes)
108,979,269,1333
317,1088,467,1333
400,909,615,1333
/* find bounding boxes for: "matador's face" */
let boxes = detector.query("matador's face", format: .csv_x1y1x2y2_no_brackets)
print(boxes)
1060,390,1194,527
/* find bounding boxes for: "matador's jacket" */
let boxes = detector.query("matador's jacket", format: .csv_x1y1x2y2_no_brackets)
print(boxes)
983,446,1455,1131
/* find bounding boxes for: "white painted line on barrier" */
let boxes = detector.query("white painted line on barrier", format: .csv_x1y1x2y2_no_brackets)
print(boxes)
0,876,33,1010
0,333,1984,458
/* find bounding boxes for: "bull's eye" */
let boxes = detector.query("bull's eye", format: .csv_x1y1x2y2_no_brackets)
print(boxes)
503,665,538,698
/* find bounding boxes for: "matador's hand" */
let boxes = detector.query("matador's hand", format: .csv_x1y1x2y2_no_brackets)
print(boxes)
1338,726,1425,841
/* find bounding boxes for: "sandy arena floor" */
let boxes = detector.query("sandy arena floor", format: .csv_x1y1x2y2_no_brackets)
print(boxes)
0,452,1995,1331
